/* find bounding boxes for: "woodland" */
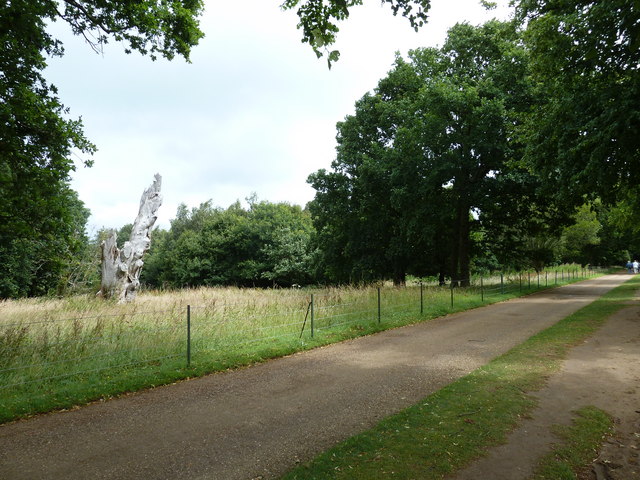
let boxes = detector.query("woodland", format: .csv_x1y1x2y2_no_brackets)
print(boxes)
1,0,639,298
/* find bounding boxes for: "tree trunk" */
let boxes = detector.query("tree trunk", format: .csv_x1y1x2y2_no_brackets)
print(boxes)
392,268,406,286
457,204,471,287
98,174,162,303
451,199,471,287
450,205,461,288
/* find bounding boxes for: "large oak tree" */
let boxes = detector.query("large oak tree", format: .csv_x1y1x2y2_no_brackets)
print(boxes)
309,21,550,286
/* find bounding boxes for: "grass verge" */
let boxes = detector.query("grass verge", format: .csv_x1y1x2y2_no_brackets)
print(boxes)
532,406,613,480
0,269,601,424
280,275,640,480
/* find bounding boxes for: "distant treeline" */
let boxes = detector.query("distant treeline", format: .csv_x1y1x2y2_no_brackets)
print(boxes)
3,9,640,298
134,198,636,291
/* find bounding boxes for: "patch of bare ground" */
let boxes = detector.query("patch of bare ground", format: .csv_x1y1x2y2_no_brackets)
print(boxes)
451,303,640,480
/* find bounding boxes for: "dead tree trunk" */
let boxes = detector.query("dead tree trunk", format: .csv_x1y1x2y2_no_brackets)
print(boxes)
99,174,162,303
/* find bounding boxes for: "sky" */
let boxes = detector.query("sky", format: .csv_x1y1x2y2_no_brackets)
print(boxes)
44,0,512,233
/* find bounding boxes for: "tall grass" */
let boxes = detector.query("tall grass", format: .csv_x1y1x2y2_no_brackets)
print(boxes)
0,265,602,423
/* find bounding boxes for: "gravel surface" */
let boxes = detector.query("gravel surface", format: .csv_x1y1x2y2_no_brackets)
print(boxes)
451,283,640,480
0,275,629,480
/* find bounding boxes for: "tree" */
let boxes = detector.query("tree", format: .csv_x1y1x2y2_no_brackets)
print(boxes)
1,0,205,183
99,174,162,303
0,182,90,297
1,1,205,298
575,200,640,266
281,0,430,65
141,199,316,289
559,203,601,265
309,21,541,286
517,0,640,211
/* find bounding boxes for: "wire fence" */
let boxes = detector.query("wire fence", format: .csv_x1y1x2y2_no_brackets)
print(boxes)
0,265,605,420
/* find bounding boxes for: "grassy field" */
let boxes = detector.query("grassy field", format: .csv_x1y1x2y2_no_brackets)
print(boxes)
0,266,600,424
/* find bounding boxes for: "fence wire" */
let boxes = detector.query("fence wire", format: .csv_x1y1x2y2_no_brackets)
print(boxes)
0,266,604,406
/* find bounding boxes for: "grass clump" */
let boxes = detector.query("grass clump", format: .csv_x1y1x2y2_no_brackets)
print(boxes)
533,406,613,480
280,275,639,479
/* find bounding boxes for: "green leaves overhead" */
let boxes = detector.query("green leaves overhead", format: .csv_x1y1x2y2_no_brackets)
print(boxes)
518,0,640,207
58,0,205,61
281,0,430,65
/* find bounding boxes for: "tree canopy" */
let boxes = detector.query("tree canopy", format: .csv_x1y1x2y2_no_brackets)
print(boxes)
1,0,204,298
308,21,561,285
281,0,431,65
2,0,639,297
517,0,640,211
142,199,316,288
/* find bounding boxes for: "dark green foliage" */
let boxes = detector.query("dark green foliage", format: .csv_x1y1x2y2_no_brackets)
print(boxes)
0,182,90,298
281,0,430,66
309,21,558,285
142,199,316,288
518,0,640,210
0,0,204,298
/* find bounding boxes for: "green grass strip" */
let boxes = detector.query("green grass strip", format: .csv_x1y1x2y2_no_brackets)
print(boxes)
533,406,613,480
0,272,601,424
280,275,640,480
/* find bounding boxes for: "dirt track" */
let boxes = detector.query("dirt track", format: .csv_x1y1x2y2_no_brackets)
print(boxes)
0,275,632,480
452,281,640,480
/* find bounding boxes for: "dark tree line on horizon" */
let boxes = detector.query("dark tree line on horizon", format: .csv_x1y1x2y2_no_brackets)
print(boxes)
1,0,639,297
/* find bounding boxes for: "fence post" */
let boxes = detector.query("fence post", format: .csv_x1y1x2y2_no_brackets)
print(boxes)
450,282,454,308
480,276,484,302
187,305,191,368
519,273,522,292
537,272,540,288
528,272,531,289
500,273,504,294
310,294,315,338
545,271,548,287
377,287,381,324
420,282,424,314
555,270,558,284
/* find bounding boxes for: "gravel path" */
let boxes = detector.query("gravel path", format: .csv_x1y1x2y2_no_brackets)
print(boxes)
0,275,629,480
451,282,640,480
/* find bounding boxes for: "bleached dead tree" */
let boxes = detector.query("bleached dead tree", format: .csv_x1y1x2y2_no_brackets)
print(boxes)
98,174,162,303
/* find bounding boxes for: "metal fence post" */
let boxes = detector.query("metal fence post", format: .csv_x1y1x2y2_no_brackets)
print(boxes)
187,305,191,368
450,282,454,308
420,282,424,314
480,276,484,302
377,287,381,324
310,294,315,338
500,273,504,294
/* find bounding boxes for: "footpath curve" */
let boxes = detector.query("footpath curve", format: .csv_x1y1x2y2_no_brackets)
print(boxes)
0,274,629,480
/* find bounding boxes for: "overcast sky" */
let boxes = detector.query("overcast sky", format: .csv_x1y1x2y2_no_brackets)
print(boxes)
45,0,512,233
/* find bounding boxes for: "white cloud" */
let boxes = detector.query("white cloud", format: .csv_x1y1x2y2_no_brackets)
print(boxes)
45,0,513,231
